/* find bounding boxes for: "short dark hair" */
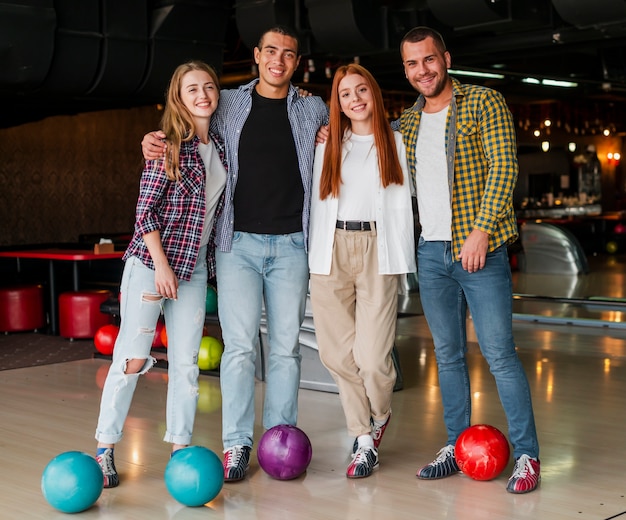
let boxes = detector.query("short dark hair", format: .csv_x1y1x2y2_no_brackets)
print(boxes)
400,26,447,54
257,26,301,56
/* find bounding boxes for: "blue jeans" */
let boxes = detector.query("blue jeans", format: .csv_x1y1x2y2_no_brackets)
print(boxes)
216,232,308,449
417,238,539,459
96,248,207,446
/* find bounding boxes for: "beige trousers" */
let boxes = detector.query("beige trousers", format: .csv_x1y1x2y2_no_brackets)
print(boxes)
310,228,398,438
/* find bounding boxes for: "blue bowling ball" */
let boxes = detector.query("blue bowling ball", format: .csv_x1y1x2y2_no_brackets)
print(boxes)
165,446,223,507
41,451,103,513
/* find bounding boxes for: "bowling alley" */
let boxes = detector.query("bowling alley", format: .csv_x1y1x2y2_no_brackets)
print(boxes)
1,1,626,519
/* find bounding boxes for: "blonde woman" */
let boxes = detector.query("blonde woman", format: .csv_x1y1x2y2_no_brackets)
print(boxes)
94,61,227,488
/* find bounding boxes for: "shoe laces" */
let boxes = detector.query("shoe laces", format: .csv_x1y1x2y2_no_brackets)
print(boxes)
432,445,455,464
372,413,390,442
511,454,536,479
352,446,374,465
372,424,384,442
224,446,246,469
97,450,115,474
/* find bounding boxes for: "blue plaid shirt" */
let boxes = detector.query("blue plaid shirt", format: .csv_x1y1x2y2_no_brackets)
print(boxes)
123,132,226,281
210,79,329,252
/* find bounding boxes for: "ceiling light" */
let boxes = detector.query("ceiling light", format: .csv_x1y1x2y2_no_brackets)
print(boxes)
449,69,505,79
568,142,576,152
521,77,578,88
542,141,550,152
542,79,578,88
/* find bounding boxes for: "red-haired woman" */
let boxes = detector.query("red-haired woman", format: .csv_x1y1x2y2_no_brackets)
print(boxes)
308,64,416,478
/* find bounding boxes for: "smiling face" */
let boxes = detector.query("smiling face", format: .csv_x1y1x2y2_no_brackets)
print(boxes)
337,73,374,134
180,69,219,121
254,30,300,98
401,35,452,103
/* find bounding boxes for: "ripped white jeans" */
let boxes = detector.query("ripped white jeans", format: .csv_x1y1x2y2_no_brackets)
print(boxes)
95,248,207,446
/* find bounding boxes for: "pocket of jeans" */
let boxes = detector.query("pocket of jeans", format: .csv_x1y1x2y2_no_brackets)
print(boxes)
487,245,508,265
288,232,305,249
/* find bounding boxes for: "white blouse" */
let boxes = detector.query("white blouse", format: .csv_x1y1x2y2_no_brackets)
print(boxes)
308,130,416,275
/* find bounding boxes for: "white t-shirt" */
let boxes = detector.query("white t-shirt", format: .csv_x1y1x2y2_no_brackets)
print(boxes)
197,141,227,247
415,107,452,241
337,133,377,222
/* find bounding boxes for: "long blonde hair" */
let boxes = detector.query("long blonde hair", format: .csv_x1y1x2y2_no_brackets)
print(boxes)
319,63,403,200
160,60,220,181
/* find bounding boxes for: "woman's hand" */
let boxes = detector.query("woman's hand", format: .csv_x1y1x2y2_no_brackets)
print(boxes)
154,263,179,300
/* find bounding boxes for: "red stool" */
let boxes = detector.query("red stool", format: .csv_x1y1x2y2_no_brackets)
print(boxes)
0,284,45,333
58,290,113,340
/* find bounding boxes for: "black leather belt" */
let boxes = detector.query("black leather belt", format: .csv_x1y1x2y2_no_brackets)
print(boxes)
336,220,375,231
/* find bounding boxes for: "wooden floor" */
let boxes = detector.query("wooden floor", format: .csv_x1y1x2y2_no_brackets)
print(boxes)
2,255,626,519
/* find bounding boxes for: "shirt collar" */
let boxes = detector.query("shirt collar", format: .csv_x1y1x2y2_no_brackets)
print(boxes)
241,77,299,102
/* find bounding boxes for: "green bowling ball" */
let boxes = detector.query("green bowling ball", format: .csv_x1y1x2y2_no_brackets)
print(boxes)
198,336,223,371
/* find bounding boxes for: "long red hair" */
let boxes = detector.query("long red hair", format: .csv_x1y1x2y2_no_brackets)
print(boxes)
319,63,403,200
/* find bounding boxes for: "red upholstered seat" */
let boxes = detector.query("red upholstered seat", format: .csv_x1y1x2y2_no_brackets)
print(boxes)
59,290,112,340
0,284,45,333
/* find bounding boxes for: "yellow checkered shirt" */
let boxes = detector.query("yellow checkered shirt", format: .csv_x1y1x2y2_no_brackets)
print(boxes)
397,77,519,261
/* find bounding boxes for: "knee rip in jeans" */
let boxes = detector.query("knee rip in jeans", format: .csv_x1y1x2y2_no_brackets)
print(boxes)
122,356,156,375
141,291,163,303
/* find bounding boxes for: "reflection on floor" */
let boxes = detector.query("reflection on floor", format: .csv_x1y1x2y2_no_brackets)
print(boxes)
1,253,625,519
513,253,626,328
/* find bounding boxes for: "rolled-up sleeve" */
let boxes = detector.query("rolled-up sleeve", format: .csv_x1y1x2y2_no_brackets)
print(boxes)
134,159,168,238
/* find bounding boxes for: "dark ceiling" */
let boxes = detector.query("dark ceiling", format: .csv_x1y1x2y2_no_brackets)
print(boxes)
3,0,626,135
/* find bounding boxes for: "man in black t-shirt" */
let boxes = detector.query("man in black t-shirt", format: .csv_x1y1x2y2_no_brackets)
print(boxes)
142,26,329,482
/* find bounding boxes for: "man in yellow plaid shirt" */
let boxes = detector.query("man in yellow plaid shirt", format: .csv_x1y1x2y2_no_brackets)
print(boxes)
394,26,540,494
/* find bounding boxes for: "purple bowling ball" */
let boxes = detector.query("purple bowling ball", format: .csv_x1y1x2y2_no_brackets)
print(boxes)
257,424,312,480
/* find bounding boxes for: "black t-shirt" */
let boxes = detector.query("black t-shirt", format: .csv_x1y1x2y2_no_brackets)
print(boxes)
234,89,303,234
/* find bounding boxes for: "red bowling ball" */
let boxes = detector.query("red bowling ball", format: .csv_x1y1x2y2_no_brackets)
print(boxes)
152,320,166,348
94,324,120,356
455,424,510,481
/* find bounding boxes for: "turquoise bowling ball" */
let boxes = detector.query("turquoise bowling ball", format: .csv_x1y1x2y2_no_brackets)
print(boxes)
198,336,223,371
41,451,103,513
205,285,218,314
165,446,223,507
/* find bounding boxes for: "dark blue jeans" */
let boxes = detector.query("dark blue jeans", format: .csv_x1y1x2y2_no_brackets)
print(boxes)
417,238,539,459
